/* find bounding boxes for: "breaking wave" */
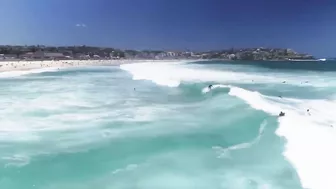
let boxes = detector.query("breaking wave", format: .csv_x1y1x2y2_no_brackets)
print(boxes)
121,62,336,189
207,84,336,189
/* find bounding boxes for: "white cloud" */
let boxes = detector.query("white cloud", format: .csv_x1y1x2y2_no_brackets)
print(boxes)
75,24,87,27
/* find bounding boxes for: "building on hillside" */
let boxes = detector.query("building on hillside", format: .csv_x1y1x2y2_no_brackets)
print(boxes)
74,53,90,60
82,55,90,59
109,52,120,59
3,54,18,60
44,52,65,60
166,52,175,57
32,51,44,59
62,51,73,57
93,55,100,59
64,56,73,59
19,51,65,60
20,52,34,59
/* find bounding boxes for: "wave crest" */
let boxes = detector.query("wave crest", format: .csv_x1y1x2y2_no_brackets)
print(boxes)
210,84,336,189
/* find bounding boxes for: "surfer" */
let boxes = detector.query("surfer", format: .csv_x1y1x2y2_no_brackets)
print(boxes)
278,95,282,98
307,109,311,116
282,81,286,83
279,111,285,117
208,85,213,89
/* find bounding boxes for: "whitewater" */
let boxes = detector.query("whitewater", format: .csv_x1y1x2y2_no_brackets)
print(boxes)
1,60,336,189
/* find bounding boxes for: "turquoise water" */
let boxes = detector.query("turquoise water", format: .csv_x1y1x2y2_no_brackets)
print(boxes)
1,61,336,189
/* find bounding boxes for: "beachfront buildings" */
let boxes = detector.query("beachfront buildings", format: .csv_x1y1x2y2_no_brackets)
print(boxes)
0,54,18,60
20,51,67,60
0,45,315,61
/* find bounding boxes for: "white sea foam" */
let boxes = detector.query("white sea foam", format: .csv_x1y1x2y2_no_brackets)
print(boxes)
120,62,271,87
111,163,139,175
121,62,336,188
120,62,184,87
213,85,336,189
2,154,30,167
120,62,336,88
202,84,232,93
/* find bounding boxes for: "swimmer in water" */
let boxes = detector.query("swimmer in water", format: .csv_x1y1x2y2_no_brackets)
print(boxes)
279,111,285,117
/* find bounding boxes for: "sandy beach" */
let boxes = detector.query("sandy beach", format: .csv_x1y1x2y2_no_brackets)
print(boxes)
0,60,125,72
0,59,199,73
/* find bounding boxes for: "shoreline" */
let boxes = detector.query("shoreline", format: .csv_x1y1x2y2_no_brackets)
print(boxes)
0,58,325,73
0,59,200,73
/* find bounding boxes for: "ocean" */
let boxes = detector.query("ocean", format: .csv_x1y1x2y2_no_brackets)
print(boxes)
1,60,336,189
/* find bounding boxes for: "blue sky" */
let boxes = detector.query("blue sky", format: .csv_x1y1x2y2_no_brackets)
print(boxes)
0,0,335,57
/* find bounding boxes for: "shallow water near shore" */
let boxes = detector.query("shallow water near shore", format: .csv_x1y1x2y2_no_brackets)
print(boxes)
0,60,336,189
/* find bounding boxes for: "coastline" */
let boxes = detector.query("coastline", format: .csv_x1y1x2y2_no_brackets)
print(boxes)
0,58,324,73
0,59,200,73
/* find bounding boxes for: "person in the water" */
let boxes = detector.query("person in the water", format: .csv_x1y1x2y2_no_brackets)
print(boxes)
279,111,285,117
307,109,311,116
208,85,213,89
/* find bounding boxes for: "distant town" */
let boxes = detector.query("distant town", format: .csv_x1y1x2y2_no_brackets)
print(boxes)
0,45,315,61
